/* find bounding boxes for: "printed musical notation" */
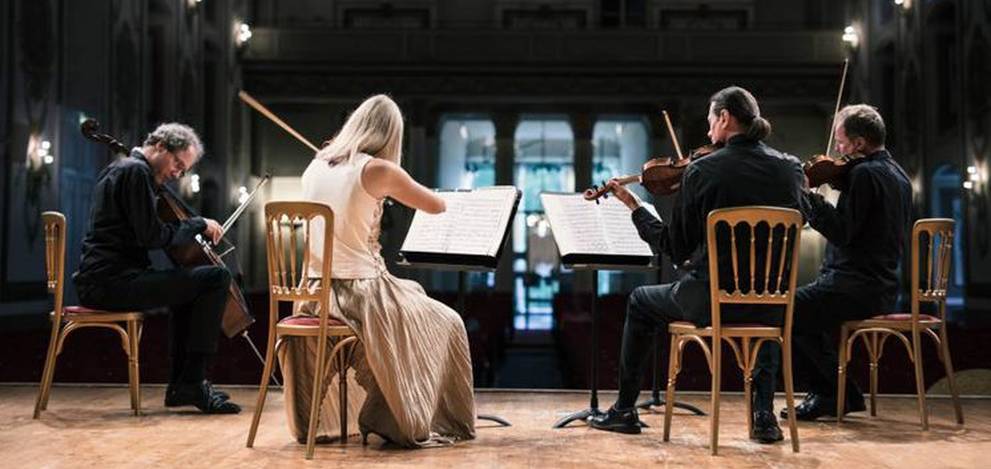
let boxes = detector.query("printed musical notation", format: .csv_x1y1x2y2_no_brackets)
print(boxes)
401,186,520,259
541,192,656,264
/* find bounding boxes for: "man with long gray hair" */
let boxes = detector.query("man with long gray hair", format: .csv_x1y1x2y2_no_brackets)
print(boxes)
73,123,240,414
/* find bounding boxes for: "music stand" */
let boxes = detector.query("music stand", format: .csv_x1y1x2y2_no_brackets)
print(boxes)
552,262,655,428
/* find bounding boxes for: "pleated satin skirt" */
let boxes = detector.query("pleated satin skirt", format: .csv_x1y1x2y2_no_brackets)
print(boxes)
277,272,477,448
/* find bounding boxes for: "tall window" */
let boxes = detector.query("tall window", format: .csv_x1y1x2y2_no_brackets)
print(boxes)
931,165,965,309
513,118,574,330
438,116,497,289
592,118,650,295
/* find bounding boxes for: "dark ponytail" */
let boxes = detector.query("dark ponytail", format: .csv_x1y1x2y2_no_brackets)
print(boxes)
709,86,772,141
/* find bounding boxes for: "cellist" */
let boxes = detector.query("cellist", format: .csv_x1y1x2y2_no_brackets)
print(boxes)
589,86,805,444
73,123,240,414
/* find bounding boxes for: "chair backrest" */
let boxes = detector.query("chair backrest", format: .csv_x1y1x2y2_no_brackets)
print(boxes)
912,218,954,309
42,211,67,321
706,206,803,334
263,201,335,319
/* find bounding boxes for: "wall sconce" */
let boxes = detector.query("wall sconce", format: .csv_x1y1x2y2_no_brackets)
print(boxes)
186,0,203,9
237,185,250,204
26,133,54,169
190,173,201,194
235,21,253,47
894,0,912,11
459,123,469,140
842,25,859,49
615,123,624,137
964,165,984,192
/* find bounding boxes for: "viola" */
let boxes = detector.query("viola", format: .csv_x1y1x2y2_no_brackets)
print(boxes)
80,119,268,341
585,110,725,201
583,142,722,201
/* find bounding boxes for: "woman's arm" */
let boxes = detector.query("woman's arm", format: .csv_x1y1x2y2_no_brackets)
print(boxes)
361,158,446,214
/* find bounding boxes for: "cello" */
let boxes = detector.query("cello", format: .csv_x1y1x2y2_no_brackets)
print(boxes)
80,119,273,372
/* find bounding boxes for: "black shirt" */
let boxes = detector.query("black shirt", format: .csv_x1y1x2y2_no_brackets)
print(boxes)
630,135,806,321
801,149,911,300
73,149,206,286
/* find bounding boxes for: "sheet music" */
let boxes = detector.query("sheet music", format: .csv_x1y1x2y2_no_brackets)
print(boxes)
541,193,655,258
401,186,519,257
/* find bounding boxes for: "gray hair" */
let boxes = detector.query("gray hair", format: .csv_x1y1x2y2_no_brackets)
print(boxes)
837,104,886,147
143,123,203,158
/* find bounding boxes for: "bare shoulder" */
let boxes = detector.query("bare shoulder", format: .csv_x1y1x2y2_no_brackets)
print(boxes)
363,157,402,180
361,157,407,198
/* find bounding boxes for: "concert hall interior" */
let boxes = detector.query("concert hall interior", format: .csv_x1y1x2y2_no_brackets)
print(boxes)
2,0,990,466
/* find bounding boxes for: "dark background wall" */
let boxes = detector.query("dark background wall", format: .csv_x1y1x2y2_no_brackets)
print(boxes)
1,0,989,395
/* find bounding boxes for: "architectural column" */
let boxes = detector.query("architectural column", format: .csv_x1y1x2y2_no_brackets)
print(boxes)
492,111,519,293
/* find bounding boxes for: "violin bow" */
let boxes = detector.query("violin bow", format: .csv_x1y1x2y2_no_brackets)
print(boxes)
238,90,321,153
662,110,684,160
824,59,850,157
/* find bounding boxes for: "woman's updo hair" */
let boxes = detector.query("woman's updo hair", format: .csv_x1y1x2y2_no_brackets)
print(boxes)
709,86,772,141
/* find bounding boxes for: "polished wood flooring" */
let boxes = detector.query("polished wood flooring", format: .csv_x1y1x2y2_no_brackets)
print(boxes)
1,385,987,468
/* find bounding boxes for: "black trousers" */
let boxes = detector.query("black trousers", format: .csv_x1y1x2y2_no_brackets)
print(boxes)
75,266,231,384
615,283,782,412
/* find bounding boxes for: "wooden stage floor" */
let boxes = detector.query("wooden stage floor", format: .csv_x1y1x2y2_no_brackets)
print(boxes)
0,385,987,468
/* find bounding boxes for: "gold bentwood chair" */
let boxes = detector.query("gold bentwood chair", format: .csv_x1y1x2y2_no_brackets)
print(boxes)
246,201,359,460
837,218,964,430
33,211,143,418
663,207,802,455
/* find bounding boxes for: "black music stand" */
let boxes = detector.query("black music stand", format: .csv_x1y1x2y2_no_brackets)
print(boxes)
397,259,512,427
553,262,655,428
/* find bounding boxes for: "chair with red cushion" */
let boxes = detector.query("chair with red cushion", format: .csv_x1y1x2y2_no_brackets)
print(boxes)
837,218,964,430
33,212,143,419
245,202,358,460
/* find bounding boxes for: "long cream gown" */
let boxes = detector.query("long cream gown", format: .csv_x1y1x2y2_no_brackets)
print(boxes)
278,155,476,448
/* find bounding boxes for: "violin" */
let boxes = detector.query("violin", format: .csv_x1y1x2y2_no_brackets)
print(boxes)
584,111,722,201
804,59,856,190
80,119,269,342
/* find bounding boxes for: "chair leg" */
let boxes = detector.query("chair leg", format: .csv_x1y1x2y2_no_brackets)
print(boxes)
134,321,142,415
33,319,61,418
836,326,850,423
663,335,679,442
911,328,928,430
782,338,799,453
40,325,69,412
938,325,964,425
742,339,752,435
339,345,349,444
306,329,331,459
125,320,139,416
710,338,721,456
869,333,880,417
246,321,279,448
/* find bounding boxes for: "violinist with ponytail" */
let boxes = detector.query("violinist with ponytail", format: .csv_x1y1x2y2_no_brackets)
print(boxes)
73,123,240,414
590,87,805,443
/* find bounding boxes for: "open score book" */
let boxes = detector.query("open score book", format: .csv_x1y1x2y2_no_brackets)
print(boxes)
540,192,658,266
399,186,521,269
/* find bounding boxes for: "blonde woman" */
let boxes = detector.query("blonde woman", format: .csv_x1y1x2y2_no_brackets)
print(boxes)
278,95,476,447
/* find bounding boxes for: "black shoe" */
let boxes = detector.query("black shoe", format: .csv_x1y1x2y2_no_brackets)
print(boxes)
780,392,866,421
750,411,784,444
165,380,241,414
165,382,229,407
589,407,642,434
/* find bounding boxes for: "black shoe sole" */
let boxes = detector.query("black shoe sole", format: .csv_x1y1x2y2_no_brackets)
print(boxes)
589,422,642,434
